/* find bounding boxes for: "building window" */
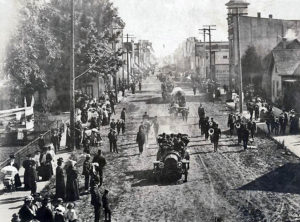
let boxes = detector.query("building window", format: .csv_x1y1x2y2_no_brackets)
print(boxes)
223,55,228,59
276,81,279,97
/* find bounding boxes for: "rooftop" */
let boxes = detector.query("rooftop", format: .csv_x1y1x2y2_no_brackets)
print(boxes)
226,0,249,7
273,49,300,75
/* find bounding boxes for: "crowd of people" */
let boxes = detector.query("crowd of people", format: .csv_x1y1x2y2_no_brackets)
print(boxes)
13,138,112,222
198,104,222,152
246,98,299,135
197,103,257,151
7,89,131,222
156,133,190,160
4,79,155,221
198,96,299,153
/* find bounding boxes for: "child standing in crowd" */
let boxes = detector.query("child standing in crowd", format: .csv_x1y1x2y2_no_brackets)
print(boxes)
65,203,78,222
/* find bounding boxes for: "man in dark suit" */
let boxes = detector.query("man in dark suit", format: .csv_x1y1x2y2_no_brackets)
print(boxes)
212,124,221,152
92,150,106,186
120,108,126,122
91,184,102,222
242,127,250,150
102,190,111,222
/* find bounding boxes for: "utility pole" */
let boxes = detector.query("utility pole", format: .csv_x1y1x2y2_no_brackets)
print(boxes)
69,0,75,150
124,34,134,86
203,25,216,81
203,30,207,79
194,38,197,74
237,12,243,113
229,8,247,113
121,31,125,83
126,34,130,86
112,38,118,103
137,42,142,81
131,39,134,83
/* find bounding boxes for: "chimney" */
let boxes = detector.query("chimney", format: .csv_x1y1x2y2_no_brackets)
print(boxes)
257,12,261,18
269,14,273,19
282,38,287,49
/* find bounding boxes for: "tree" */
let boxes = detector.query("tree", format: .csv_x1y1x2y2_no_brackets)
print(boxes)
241,46,263,87
5,0,123,111
5,0,60,107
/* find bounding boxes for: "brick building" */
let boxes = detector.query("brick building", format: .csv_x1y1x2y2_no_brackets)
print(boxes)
226,0,300,98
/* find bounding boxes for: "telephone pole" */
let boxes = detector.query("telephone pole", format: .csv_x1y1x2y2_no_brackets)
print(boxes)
229,8,247,113
199,29,207,79
203,25,216,81
194,38,197,74
124,34,134,86
69,0,75,150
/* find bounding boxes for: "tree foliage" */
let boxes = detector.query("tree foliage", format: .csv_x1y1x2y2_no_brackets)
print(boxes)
5,0,123,110
241,46,263,86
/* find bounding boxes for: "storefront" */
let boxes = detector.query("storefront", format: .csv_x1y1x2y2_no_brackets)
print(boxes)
282,77,300,112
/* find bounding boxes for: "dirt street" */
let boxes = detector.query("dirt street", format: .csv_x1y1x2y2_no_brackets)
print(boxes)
104,76,300,222
14,76,300,222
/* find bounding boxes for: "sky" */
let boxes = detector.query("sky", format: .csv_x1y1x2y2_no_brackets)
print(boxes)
112,0,300,58
0,0,300,63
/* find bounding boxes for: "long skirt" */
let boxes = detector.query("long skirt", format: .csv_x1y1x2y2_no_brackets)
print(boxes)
138,143,144,153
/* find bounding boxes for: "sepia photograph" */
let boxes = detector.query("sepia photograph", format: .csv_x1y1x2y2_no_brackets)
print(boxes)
0,0,300,221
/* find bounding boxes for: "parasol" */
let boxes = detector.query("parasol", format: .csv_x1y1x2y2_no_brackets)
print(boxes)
171,87,185,96
85,129,92,136
91,128,99,133
1,165,18,175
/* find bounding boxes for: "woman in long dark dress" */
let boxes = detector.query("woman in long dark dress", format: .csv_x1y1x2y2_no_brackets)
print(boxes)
44,149,53,180
22,155,33,190
136,128,146,154
66,161,79,201
56,158,66,200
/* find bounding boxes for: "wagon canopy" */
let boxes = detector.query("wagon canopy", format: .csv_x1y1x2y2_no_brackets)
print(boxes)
171,87,185,97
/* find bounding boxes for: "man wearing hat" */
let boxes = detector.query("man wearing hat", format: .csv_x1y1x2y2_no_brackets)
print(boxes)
75,120,82,150
110,119,116,130
212,124,221,152
82,154,91,191
279,113,286,135
91,184,102,222
107,129,114,153
136,127,146,155
120,108,126,122
56,158,66,200
36,196,54,222
92,150,106,186
19,196,35,222
38,135,45,151
108,129,118,153
102,189,111,222
51,129,60,154
198,103,205,120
